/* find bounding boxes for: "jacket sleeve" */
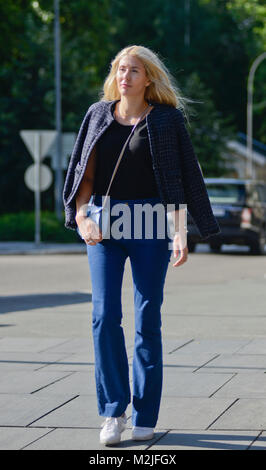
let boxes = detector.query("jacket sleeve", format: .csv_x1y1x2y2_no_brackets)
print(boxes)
62,105,94,230
174,109,221,240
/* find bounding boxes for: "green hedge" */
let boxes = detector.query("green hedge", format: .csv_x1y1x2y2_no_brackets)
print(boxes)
0,211,81,243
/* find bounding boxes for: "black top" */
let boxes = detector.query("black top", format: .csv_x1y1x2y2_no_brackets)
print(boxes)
93,112,159,199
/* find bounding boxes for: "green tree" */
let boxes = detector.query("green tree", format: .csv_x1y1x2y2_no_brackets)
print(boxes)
226,0,266,143
109,0,265,141
183,72,236,176
0,0,114,214
0,0,265,218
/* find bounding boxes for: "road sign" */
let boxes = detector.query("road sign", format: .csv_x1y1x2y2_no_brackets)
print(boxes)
24,163,53,192
20,130,57,246
46,132,76,169
20,130,57,162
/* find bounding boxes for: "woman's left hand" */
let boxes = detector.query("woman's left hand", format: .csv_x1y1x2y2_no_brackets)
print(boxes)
172,233,188,267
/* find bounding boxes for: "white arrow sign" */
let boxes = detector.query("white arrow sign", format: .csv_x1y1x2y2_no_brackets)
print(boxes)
20,130,57,162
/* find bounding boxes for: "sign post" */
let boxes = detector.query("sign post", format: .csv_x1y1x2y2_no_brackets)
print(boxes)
20,130,57,246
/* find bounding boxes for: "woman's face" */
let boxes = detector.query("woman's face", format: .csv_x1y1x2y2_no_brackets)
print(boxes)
116,55,151,99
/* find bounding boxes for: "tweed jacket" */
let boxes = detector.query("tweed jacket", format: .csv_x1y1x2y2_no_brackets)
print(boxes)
63,99,221,239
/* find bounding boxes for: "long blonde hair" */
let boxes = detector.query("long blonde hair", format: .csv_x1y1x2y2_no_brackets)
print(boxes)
99,45,193,119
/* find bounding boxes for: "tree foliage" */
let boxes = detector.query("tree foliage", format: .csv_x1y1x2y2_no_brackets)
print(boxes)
0,0,265,214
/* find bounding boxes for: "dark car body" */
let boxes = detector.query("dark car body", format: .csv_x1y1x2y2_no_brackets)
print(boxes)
187,178,266,254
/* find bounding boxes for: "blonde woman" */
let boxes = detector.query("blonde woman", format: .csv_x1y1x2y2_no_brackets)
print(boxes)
63,45,220,446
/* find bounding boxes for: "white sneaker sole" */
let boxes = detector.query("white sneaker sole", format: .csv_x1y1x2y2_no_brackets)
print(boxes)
100,436,121,446
100,427,126,446
132,432,154,441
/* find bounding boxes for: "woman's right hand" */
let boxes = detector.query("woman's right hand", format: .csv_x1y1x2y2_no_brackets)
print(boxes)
76,216,103,245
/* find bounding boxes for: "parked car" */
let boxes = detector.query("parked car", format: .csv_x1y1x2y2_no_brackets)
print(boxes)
187,178,266,255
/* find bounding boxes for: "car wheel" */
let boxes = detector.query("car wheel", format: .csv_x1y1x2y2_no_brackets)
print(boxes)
209,243,222,253
249,232,266,255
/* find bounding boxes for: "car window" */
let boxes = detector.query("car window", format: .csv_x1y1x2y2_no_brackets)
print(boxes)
206,184,246,204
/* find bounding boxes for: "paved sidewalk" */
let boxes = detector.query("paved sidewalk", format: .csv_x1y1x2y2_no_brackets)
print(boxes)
1,336,266,450
0,247,266,450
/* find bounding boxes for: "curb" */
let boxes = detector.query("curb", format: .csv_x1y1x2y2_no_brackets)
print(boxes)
0,242,86,255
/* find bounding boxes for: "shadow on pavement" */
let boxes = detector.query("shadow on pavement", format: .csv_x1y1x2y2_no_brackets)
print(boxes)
113,431,264,450
0,292,92,314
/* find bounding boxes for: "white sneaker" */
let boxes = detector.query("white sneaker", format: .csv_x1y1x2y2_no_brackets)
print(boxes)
132,426,154,441
100,413,127,446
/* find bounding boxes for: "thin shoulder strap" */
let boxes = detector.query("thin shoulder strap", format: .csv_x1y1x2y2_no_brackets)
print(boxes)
102,104,151,208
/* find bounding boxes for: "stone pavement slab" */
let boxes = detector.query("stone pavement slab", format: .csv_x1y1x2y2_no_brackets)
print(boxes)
0,427,53,450
161,338,194,353
161,370,234,397
0,293,91,315
0,352,70,370
160,352,218,370
0,369,74,394
150,430,260,450
0,393,78,426
173,338,252,354
198,354,266,374
152,397,236,429
213,373,266,399
28,394,101,428
249,432,266,450
33,370,98,396
210,399,266,431
0,337,71,352
22,428,168,450
27,337,95,354
235,338,266,355
41,353,96,372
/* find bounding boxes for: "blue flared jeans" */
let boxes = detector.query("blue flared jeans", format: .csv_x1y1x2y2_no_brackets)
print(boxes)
85,196,172,427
